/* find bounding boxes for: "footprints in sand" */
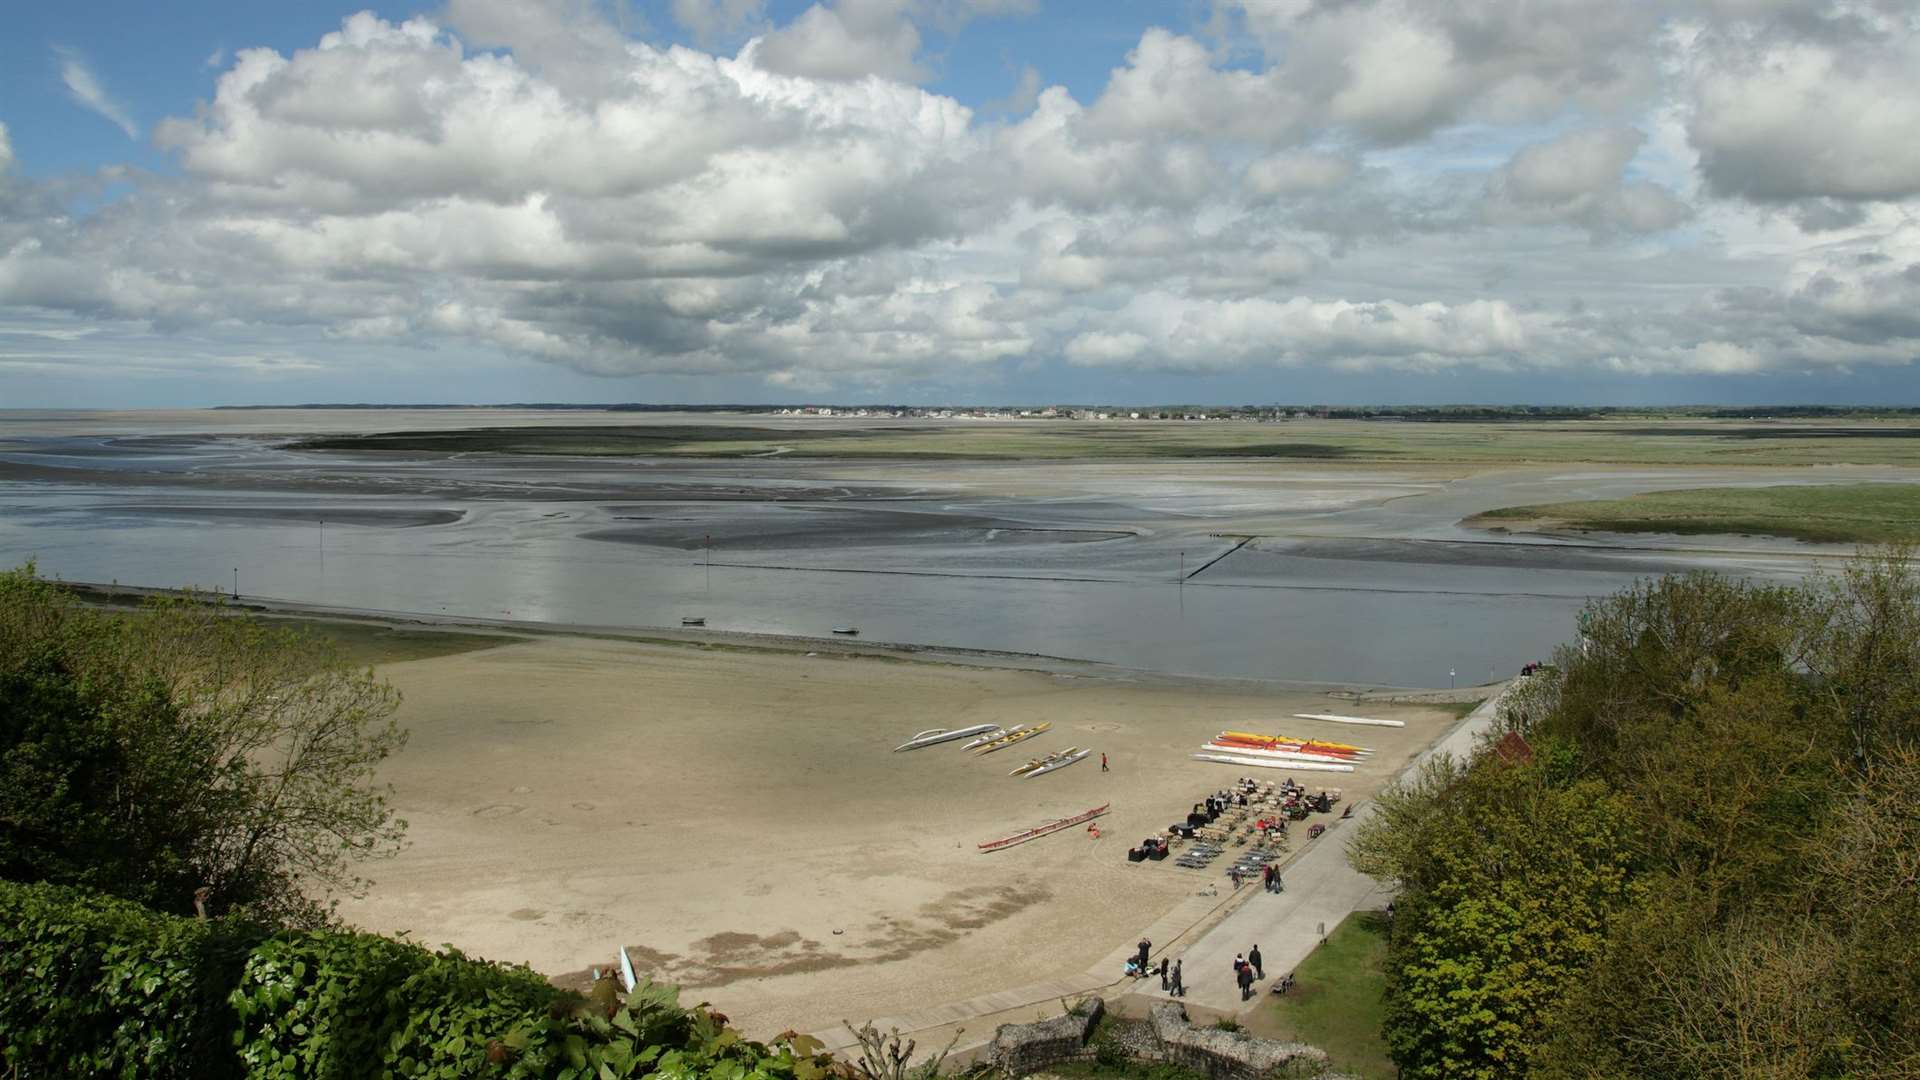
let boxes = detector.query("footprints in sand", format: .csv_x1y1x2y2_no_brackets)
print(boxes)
468,790,598,817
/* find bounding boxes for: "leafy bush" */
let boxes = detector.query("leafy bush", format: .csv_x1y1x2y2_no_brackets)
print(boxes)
0,564,407,926
0,880,266,1080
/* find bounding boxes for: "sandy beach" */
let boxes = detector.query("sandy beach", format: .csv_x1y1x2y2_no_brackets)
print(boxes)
333,633,1461,1036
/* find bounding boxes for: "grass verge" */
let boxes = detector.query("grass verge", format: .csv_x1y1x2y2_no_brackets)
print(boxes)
1240,910,1393,1080
1468,482,1920,544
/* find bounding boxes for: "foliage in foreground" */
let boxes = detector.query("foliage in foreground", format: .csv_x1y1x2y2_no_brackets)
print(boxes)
0,878,842,1080
0,564,407,925
1349,550,1920,1079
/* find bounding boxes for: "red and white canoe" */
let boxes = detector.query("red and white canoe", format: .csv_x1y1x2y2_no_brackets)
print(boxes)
978,803,1110,852
1201,742,1357,765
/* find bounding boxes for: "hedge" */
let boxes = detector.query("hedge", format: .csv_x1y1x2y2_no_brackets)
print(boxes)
0,880,266,1079
0,879,836,1080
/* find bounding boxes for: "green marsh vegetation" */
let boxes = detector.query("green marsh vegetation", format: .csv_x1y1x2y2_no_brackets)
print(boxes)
295,417,1920,467
1348,550,1920,1078
1471,482,1920,544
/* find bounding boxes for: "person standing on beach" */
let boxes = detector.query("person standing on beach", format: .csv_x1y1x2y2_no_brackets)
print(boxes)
1249,944,1264,980
1101,752,1109,772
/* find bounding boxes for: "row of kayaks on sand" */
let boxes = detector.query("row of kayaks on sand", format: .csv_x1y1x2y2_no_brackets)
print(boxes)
892,723,1088,778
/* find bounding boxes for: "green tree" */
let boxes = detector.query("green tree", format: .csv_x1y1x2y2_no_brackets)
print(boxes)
1356,757,1641,1079
0,565,407,924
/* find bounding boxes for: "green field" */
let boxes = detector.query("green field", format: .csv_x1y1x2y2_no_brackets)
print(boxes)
1470,482,1920,544
293,418,1920,467
1241,911,1394,1079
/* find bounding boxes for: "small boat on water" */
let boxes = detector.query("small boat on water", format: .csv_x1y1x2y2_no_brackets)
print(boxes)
681,617,706,626
979,803,1110,852
972,721,1050,755
1023,747,1091,778
832,626,860,636
894,723,999,752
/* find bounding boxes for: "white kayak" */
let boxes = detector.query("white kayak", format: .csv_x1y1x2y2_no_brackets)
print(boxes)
961,726,1009,750
1291,712,1406,728
1192,753,1355,773
1200,742,1357,764
1022,747,1091,778
894,723,999,752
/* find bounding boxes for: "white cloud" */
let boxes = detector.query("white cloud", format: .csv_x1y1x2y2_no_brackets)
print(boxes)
1686,14,1920,204
752,1,928,82
672,0,768,44
1485,128,1690,234
54,47,139,140
3,3,1920,395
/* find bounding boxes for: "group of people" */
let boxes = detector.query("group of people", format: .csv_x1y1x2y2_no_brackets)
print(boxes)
1131,937,1273,1002
1233,946,1265,1000
1130,938,1187,997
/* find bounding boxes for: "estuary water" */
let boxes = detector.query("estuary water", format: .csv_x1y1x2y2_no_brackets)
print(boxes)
0,409,1866,687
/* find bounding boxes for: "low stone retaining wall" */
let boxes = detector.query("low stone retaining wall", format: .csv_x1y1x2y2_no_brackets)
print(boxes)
984,999,1348,1080
984,997,1105,1077
1147,1003,1333,1080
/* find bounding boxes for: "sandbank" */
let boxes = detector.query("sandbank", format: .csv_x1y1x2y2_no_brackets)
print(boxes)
334,633,1460,1036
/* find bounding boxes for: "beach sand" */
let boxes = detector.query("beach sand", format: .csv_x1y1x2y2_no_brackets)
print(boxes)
334,636,1458,1035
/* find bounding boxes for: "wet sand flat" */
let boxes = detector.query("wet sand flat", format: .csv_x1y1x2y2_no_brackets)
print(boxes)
336,636,1456,1035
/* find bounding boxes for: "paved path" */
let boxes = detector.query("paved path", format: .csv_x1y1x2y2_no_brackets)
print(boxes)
1121,685,1511,1015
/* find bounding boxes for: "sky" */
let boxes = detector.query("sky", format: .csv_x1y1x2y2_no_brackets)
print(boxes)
1,0,1918,408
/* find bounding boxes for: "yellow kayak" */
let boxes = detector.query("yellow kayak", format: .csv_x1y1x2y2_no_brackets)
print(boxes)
1011,745,1079,776
972,721,1051,755
1220,730,1370,755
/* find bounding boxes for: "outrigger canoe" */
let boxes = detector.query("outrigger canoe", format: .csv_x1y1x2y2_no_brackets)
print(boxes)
1011,745,1079,776
1219,730,1373,755
961,727,1008,750
979,803,1110,852
1022,747,1091,778
894,723,999,752
1192,752,1353,773
1201,742,1356,764
1291,712,1405,728
972,721,1051,755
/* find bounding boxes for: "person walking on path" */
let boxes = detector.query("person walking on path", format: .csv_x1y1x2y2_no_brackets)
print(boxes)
1157,958,1169,990
1261,864,1273,892
1229,867,1242,889
1237,962,1255,1001
1232,954,1245,979
1169,959,1184,998
1249,945,1264,980
1101,752,1109,772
